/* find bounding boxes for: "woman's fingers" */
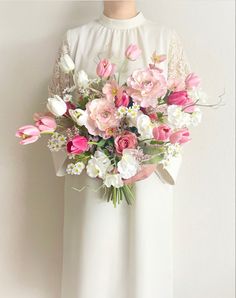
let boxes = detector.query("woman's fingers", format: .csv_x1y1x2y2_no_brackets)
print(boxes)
123,164,157,185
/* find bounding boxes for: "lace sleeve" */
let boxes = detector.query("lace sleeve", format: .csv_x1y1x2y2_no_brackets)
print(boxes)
167,29,191,81
48,31,73,98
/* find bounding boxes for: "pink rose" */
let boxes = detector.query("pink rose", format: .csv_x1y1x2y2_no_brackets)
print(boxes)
185,73,201,89
85,98,120,136
34,116,57,132
127,68,167,108
96,59,116,78
115,89,130,107
15,125,40,145
115,131,138,154
66,135,89,154
153,125,172,141
125,44,142,61
167,90,195,112
170,129,191,144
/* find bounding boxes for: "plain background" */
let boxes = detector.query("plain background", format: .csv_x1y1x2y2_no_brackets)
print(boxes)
0,1,235,297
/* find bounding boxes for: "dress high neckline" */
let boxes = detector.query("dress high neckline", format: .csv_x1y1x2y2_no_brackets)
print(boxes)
98,11,146,30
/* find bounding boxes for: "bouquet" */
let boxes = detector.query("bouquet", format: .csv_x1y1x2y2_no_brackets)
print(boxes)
16,44,216,207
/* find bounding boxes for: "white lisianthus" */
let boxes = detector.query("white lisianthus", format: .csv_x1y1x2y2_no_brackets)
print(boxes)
104,173,124,188
47,95,67,117
117,149,140,179
69,108,88,126
190,107,202,127
167,105,191,128
59,54,75,73
187,88,208,104
66,162,85,175
86,150,113,179
136,114,154,139
73,70,89,88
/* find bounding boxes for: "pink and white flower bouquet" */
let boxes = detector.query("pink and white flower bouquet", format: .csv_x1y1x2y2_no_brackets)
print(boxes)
16,44,215,206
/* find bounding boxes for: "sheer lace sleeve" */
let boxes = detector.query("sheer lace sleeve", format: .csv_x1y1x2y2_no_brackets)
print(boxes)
48,31,72,177
167,29,191,81
48,31,73,98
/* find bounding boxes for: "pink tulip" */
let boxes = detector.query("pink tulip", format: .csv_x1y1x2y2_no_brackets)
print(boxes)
115,90,130,107
153,125,172,141
170,129,191,144
185,73,201,89
96,59,116,78
125,44,142,61
15,125,40,145
167,91,189,106
66,135,89,154
35,116,57,132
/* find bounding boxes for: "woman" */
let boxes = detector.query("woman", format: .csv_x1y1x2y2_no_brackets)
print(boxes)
48,1,191,297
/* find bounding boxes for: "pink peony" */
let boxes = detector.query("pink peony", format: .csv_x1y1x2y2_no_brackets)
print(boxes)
126,68,167,108
15,125,40,145
85,98,120,136
66,135,89,154
125,44,142,61
153,125,172,141
185,73,201,89
35,116,57,132
96,59,116,78
170,129,191,144
114,131,138,154
167,90,195,112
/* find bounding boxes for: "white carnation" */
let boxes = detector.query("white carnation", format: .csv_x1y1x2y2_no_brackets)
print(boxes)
136,114,154,139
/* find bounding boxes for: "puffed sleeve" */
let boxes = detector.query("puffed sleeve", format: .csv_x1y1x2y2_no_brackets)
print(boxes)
48,31,72,177
156,29,191,185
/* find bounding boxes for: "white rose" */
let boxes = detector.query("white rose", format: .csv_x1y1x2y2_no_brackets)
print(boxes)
117,149,140,179
104,173,124,188
47,95,67,117
69,108,88,126
59,54,75,73
73,70,89,88
136,114,154,139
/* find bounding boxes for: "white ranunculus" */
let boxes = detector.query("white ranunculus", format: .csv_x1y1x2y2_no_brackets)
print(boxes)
47,95,67,117
86,150,113,179
190,107,202,127
73,70,89,88
117,149,140,179
69,108,88,126
59,54,75,73
136,114,154,139
104,173,124,188
167,105,191,128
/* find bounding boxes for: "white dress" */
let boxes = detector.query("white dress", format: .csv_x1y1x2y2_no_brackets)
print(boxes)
48,11,191,298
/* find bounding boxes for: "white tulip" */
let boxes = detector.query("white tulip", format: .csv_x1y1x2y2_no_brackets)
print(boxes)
47,95,67,117
59,54,75,73
73,70,89,88
69,108,88,126
104,174,124,188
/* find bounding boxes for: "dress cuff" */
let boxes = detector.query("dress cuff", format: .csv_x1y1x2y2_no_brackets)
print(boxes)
51,149,68,177
156,154,182,185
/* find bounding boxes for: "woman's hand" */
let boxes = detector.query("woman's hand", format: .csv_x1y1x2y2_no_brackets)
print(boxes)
123,164,157,185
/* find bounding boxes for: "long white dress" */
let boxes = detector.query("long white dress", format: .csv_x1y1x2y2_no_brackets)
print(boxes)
48,11,191,298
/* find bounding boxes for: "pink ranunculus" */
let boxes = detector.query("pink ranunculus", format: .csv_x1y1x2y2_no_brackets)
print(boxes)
102,79,119,100
85,98,120,136
125,44,142,61
185,73,201,89
114,131,138,154
169,129,191,144
96,59,116,78
153,125,172,141
115,89,130,107
15,125,40,145
66,135,89,154
126,68,167,108
35,116,57,132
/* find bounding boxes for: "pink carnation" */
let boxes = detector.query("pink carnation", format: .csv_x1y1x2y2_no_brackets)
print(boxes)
126,68,167,108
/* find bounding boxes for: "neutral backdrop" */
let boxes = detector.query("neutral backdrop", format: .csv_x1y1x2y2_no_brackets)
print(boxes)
0,1,235,298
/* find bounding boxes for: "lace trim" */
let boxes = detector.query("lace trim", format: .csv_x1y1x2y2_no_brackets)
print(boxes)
167,29,191,81
48,32,74,98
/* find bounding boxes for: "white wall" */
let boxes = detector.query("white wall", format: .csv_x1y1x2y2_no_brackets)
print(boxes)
0,1,234,298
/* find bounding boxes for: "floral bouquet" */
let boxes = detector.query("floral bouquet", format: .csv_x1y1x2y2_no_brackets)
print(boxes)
16,44,214,207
